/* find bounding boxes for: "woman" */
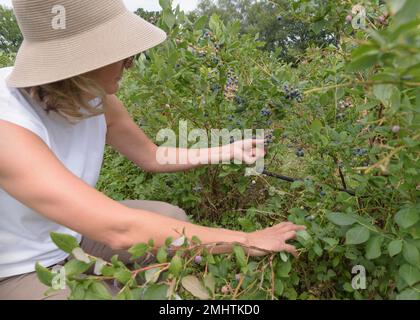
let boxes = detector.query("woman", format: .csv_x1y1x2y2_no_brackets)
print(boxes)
0,0,305,300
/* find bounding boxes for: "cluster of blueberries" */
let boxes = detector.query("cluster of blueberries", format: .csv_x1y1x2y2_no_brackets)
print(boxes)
211,56,220,66
210,83,222,93
200,31,214,42
192,184,203,193
336,99,353,121
284,85,303,102
296,148,305,157
234,95,245,105
265,130,274,145
224,68,239,100
352,148,368,156
261,107,272,117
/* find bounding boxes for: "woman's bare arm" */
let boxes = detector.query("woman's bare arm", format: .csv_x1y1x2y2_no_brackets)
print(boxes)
0,120,304,255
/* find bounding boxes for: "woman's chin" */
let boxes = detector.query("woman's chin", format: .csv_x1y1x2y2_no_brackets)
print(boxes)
105,82,120,94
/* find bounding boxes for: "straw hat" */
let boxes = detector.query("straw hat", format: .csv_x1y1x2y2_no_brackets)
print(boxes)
6,0,167,87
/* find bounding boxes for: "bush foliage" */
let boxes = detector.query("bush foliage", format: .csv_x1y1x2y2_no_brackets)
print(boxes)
25,0,420,300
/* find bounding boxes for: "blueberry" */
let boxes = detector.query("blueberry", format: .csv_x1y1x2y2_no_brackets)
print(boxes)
320,191,326,197
296,149,305,157
235,96,244,105
211,83,221,92
227,115,234,121
261,108,271,117
277,16,282,21
284,86,303,102
194,255,202,264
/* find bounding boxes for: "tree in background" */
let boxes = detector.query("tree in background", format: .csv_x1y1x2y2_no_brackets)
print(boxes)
134,8,162,24
194,0,341,64
0,5,23,54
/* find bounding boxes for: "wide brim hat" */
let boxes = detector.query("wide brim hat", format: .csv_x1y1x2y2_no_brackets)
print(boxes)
6,0,167,88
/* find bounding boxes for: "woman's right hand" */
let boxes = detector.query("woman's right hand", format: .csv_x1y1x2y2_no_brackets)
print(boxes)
245,222,306,257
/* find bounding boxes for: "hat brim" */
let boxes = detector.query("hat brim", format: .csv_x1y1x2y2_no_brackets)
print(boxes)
6,11,167,87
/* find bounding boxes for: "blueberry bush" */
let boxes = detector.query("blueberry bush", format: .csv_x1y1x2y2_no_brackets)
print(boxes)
34,0,420,300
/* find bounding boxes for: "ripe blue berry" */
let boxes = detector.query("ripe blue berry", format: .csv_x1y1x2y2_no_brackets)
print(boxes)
261,108,271,117
296,149,305,157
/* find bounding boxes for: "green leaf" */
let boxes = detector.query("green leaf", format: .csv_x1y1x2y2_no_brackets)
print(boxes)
64,259,92,277
143,284,168,300
128,243,149,260
156,247,168,263
395,207,419,229
326,212,357,226
181,275,210,300
310,119,322,134
394,0,420,27
274,278,284,296
365,236,383,260
399,264,420,286
203,273,216,295
194,16,207,30
114,268,132,285
68,283,86,300
388,240,403,257
168,254,183,277
145,267,161,284
35,262,55,287
389,0,406,15
164,12,176,30
345,226,370,245
209,14,221,33
233,245,247,268
88,282,112,300
396,288,420,300
159,0,171,10
373,84,400,109
403,241,420,266
347,52,379,72
276,260,292,278
50,232,80,254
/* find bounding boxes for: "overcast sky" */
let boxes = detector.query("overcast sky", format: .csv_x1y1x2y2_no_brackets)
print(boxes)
0,0,199,12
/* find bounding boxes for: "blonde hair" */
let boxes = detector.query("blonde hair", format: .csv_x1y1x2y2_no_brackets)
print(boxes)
22,75,107,124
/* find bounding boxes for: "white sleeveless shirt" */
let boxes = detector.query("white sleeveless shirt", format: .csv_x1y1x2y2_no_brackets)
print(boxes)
0,67,107,277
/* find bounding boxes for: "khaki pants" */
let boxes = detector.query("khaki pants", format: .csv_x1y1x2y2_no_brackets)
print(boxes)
0,200,188,300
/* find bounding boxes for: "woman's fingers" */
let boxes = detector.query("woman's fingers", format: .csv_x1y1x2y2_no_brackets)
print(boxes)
282,230,297,241
282,244,299,258
249,138,265,147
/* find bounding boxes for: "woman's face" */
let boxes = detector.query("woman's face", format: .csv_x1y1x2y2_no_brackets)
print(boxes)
84,58,131,95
